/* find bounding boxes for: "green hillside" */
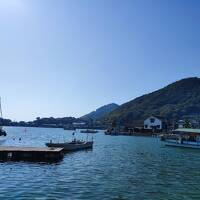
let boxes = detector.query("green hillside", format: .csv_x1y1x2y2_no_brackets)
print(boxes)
104,77,200,126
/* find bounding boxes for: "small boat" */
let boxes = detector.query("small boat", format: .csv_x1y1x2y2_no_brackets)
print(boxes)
80,129,98,134
163,128,200,149
63,127,76,131
46,139,93,151
0,128,6,137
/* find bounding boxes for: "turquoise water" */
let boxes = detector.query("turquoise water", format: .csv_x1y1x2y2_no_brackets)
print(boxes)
0,127,200,200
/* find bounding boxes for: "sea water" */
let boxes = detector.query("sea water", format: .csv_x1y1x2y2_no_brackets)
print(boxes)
0,127,200,200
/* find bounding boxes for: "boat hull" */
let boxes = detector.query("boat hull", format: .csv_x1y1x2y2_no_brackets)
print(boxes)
80,130,98,134
0,130,7,137
164,141,200,149
46,141,93,151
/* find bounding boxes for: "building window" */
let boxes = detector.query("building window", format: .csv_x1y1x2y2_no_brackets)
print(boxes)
145,125,148,128
150,118,155,123
157,125,160,129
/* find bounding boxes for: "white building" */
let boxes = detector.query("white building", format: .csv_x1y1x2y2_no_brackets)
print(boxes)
144,116,163,130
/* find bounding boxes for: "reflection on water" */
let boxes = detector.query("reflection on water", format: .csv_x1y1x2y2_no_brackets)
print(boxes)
0,127,200,200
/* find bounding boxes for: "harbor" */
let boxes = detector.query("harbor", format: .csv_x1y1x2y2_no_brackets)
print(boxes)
0,0,200,198
1,126,200,199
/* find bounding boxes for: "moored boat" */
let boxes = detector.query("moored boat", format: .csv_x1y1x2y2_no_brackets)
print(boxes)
163,128,200,149
80,129,98,134
0,128,6,137
46,139,93,151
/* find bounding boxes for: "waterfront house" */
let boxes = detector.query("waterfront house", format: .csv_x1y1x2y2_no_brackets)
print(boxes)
144,116,163,130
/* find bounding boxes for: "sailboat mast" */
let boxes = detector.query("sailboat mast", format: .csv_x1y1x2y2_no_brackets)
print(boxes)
0,97,2,119
0,97,6,135
0,97,3,128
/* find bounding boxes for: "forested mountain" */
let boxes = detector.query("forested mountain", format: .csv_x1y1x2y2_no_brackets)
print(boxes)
81,103,119,120
104,77,200,126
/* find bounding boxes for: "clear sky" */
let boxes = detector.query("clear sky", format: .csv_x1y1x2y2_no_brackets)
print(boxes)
0,0,199,121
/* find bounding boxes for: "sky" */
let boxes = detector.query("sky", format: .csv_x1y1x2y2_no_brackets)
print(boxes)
0,0,199,121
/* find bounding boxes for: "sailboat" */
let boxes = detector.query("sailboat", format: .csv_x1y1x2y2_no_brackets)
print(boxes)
0,97,7,137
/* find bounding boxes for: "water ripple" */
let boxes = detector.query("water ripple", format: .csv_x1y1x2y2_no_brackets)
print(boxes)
0,127,200,199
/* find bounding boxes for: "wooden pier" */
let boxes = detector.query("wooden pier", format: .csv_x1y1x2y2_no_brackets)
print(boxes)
0,146,64,162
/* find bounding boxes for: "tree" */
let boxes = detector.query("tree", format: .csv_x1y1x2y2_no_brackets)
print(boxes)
183,119,191,128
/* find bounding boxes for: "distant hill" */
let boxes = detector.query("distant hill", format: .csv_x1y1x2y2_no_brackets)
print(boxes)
104,77,200,126
1,116,78,128
81,103,119,120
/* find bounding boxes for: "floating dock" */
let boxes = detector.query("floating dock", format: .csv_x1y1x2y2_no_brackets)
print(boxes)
0,146,64,162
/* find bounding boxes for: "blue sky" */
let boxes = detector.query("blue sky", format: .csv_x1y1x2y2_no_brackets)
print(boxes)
0,0,199,121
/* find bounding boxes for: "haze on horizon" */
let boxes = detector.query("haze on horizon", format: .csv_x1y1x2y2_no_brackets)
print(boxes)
0,0,199,121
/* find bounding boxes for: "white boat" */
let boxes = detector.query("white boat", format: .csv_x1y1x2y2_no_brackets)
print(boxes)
80,129,98,134
163,128,200,149
46,139,93,151
165,141,200,149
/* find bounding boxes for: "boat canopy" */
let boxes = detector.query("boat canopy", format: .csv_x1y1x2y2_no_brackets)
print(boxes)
174,128,200,135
